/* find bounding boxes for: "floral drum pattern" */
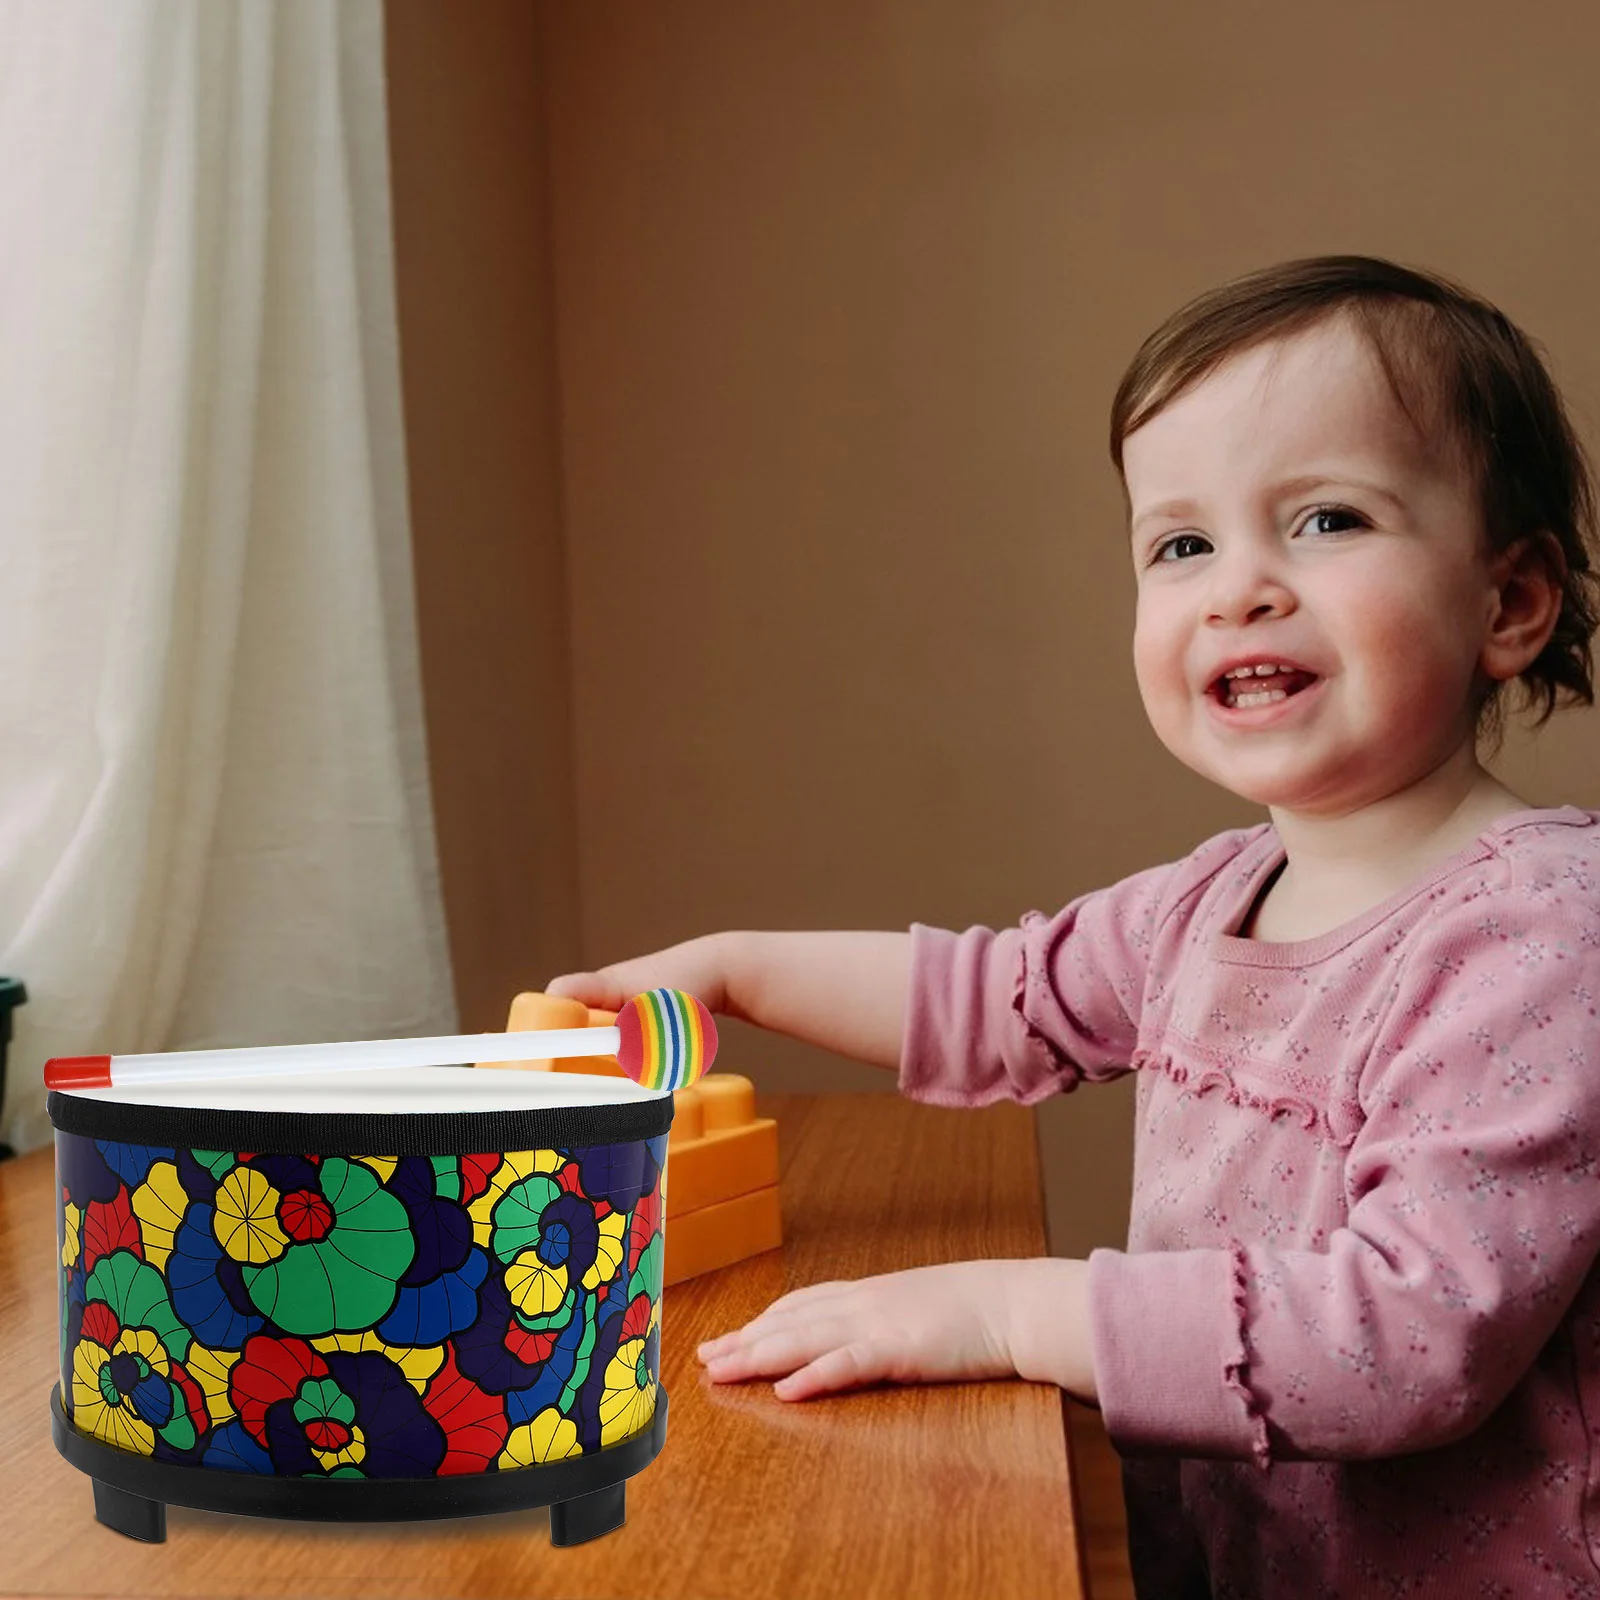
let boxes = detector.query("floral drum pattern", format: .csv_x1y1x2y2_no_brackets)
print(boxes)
55,1132,668,1481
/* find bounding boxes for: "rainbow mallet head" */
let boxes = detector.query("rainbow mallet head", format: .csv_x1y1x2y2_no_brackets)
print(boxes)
615,988,718,1090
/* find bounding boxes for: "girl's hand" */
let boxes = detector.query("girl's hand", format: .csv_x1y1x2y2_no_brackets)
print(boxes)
556,931,910,1070
547,932,737,1014
696,1258,1095,1402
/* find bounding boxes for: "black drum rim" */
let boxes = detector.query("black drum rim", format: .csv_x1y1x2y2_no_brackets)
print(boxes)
47,1089,673,1156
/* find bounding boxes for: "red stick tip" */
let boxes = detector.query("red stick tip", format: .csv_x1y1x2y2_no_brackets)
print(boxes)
44,1056,113,1091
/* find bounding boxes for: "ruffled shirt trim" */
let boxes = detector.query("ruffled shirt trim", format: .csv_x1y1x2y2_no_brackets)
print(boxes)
1088,1242,1276,1467
1226,1238,1273,1471
1129,1044,1363,1148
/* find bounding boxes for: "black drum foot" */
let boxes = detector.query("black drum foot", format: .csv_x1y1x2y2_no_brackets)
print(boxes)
92,1478,167,1542
549,1480,626,1545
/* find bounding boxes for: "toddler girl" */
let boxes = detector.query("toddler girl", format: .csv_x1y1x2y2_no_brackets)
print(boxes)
550,256,1600,1598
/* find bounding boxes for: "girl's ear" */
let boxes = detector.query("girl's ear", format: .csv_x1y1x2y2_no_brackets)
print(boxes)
1479,532,1567,684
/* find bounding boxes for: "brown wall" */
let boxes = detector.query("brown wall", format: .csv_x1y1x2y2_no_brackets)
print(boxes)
385,1,582,1034
388,1,1600,1259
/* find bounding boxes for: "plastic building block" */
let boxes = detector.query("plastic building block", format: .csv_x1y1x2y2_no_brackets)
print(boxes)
662,1184,782,1287
486,993,782,1283
663,1076,778,1220
478,991,626,1074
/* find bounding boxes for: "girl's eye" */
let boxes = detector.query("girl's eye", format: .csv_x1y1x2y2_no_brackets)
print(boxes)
1300,504,1365,536
1150,532,1210,564
1146,505,1365,565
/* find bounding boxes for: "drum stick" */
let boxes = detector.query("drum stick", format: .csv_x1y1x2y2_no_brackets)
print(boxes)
44,987,717,1094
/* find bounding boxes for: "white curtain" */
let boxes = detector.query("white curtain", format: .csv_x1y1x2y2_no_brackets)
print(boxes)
0,0,457,1155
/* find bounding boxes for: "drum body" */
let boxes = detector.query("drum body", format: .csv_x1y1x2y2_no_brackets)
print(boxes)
47,1068,673,1544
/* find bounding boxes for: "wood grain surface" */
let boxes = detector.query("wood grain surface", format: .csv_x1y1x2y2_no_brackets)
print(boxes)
0,1094,1082,1599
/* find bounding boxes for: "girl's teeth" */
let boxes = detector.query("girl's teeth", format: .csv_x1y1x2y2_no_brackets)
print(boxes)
1231,688,1288,707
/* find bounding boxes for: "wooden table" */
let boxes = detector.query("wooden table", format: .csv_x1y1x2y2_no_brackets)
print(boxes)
0,1094,1083,1598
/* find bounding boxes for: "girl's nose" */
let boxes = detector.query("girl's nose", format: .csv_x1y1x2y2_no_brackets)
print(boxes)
1204,543,1296,626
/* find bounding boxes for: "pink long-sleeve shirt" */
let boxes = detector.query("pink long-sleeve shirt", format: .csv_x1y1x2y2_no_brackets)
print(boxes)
901,805,1600,1598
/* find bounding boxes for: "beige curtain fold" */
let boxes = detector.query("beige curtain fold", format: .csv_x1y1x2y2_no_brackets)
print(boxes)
0,0,456,1154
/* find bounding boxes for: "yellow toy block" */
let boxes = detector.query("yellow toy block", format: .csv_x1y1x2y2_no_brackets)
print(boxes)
479,991,624,1074
663,1184,783,1287
663,1077,778,1220
656,1073,782,1278
487,993,784,1284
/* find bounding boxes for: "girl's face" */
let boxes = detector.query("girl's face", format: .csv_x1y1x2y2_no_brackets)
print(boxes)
1122,315,1504,819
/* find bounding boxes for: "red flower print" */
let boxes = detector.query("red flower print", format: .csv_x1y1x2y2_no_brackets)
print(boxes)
231,1335,329,1446
504,1319,558,1365
422,1346,509,1475
627,1185,661,1277
621,1291,652,1345
80,1300,120,1350
82,1188,142,1271
278,1188,335,1243
460,1153,499,1204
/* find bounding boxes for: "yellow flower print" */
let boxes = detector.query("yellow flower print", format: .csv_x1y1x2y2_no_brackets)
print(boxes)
213,1165,289,1265
499,1407,582,1469
118,1325,171,1378
354,1155,397,1184
599,1302,659,1446
505,1249,568,1318
582,1210,628,1290
184,1342,241,1427
71,1335,155,1456
131,1161,188,1272
61,1202,81,1270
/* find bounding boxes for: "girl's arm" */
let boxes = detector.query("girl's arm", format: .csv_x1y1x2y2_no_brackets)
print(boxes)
1089,877,1600,1465
548,929,912,1071
555,932,1104,1400
696,1256,1098,1402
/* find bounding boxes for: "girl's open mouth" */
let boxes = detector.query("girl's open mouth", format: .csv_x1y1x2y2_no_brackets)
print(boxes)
1208,668,1322,721
1211,667,1319,708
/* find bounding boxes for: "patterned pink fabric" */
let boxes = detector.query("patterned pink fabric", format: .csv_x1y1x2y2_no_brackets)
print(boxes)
901,807,1600,1597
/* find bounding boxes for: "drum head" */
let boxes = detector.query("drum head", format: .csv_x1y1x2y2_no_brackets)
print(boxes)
69,1065,666,1115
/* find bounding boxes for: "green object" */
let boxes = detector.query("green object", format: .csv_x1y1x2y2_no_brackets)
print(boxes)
0,977,26,1161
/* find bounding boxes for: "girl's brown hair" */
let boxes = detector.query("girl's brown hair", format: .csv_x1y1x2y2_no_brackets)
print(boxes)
1109,255,1600,756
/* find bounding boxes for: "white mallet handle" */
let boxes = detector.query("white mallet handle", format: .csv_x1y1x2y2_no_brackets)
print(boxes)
45,1027,624,1092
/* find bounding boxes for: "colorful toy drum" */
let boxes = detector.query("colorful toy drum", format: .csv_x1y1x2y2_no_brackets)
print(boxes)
47,1067,673,1545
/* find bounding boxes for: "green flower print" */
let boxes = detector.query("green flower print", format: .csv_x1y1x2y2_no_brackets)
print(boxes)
241,1158,414,1337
